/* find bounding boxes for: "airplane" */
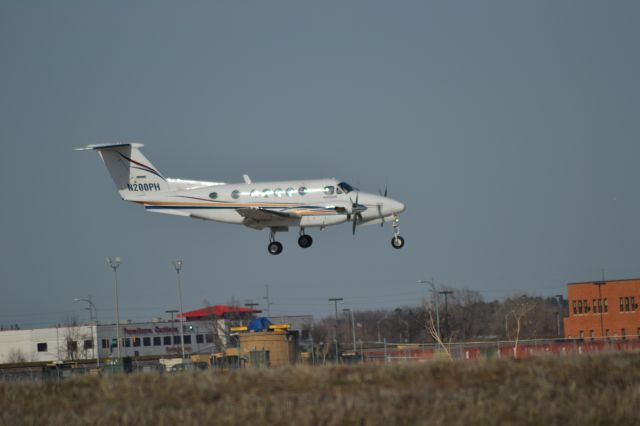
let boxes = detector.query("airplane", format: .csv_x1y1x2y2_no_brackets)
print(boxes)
77,143,406,255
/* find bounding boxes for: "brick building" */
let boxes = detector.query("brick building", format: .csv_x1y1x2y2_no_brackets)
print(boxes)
564,278,640,339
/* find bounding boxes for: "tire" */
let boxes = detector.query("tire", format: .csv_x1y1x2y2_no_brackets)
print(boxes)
268,241,283,255
298,235,313,248
391,236,405,249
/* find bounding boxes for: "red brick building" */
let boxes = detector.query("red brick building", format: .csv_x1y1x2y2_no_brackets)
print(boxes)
564,278,640,339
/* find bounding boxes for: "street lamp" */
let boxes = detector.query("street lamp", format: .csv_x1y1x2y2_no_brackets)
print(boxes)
73,296,99,367
173,260,186,359
417,279,440,339
106,257,122,361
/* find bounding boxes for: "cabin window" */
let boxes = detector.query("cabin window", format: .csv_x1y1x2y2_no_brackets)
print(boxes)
274,188,284,197
324,186,335,195
286,187,296,197
299,187,308,196
209,192,218,199
263,189,273,198
250,190,260,198
231,190,240,199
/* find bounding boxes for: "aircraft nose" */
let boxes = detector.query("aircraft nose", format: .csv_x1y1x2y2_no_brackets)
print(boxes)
390,198,405,214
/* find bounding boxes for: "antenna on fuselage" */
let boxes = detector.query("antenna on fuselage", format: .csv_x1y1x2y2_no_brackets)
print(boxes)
243,174,252,184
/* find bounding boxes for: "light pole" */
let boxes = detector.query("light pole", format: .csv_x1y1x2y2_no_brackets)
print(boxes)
73,296,99,367
263,284,273,318
417,279,440,340
343,308,357,353
439,290,453,340
173,260,186,359
166,309,178,352
328,298,343,362
106,257,122,361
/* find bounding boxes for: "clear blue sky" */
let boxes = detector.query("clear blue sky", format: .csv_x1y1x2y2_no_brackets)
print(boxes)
1,1,639,328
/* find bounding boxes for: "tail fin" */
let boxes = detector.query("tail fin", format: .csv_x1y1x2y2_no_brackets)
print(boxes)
76,143,170,198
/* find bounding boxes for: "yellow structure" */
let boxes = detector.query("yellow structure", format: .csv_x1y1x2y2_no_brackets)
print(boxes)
239,330,298,367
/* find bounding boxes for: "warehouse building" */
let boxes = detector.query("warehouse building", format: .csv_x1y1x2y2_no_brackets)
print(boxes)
564,278,640,339
0,305,258,364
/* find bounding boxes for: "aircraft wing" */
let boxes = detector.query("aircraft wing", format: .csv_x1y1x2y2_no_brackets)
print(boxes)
236,207,300,230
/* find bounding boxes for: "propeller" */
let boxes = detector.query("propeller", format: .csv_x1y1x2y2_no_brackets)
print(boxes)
377,183,389,227
349,192,367,235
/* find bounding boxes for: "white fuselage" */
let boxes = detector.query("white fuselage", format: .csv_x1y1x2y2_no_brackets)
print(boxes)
127,178,405,231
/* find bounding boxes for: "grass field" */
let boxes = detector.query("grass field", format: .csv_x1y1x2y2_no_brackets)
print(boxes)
1,353,639,425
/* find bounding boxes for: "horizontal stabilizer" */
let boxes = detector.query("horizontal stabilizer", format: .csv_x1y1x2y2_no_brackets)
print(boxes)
75,142,144,151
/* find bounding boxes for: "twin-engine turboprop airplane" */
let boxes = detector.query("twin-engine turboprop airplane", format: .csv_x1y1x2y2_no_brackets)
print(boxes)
78,143,406,255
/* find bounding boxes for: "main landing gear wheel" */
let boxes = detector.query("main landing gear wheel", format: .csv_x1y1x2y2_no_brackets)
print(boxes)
298,234,313,248
268,241,283,255
391,235,405,249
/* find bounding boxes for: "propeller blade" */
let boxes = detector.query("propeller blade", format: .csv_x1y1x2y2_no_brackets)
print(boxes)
384,185,388,197
377,204,385,227
352,216,357,235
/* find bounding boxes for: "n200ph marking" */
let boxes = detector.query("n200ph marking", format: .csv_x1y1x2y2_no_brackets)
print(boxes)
127,183,161,191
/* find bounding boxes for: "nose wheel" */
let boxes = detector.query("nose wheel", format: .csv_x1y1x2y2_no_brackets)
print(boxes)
391,214,405,249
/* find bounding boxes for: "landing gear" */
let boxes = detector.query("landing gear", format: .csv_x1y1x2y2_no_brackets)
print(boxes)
267,229,283,255
391,214,405,249
298,234,313,248
268,241,283,255
391,235,405,249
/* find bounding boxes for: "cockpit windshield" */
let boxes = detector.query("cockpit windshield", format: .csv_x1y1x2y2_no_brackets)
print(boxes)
338,182,356,193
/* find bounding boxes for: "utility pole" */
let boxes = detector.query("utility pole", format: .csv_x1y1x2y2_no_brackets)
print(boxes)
439,290,453,340
329,298,343,362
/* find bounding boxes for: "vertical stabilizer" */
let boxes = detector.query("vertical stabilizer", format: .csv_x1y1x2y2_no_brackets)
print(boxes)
76,143,170,198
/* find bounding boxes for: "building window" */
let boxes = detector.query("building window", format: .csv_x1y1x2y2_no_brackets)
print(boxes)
604,299,608,313
637,328,640,338
37,343,47,352
625,297,630,312
163,336,171,345
173,336,181,345
84,340,93,350
124,338,131,347
592,299,597,314
231,190,240,199
578,300,583,314
184,335,192,344
67,341,78,352
622,328,626,339
102,339,109,349
153,337,161,346
584,299,589,313
572,301,577,315
590,330,595,340
196,334,204,344
620,297,624,312
632,297,637,311
205,333,213,343
133,337,141,347
143,337,151,347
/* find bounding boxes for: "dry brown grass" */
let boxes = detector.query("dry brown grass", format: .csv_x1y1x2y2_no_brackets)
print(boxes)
1,353,640,425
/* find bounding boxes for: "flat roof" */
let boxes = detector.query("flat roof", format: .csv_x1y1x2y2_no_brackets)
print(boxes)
567,277,640,286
